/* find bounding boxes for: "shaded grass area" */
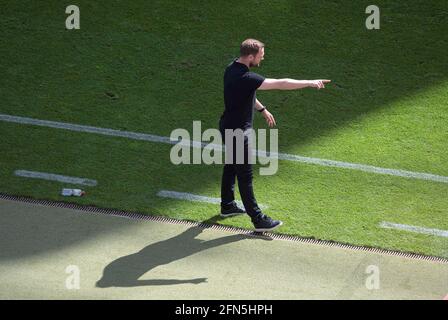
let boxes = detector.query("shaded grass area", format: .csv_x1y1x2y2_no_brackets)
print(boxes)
0,0,447,257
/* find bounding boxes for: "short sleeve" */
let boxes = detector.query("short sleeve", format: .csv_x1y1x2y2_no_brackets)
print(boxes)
243,72,265,91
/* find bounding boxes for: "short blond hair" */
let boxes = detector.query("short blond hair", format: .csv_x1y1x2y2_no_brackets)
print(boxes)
240,39,265,57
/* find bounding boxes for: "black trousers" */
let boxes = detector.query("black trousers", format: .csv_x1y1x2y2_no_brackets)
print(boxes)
219,124,262,219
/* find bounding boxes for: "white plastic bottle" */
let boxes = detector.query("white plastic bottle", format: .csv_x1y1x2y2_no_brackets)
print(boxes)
61,188,86,197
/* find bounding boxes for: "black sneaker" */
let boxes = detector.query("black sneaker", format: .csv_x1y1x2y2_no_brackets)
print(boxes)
252,214,283,232
220,203,246,217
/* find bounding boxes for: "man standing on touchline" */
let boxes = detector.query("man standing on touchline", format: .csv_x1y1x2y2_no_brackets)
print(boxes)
219,38,330,232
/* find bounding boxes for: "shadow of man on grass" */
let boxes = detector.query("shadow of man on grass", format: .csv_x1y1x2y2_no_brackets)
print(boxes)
96,216,270,288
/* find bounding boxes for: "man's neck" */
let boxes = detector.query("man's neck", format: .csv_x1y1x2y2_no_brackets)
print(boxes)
236,57,250,68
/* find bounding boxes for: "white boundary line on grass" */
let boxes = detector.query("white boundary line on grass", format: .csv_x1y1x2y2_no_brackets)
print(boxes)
380,221,448,238
14,170,97,186
2,113,448,184
157,190,268,209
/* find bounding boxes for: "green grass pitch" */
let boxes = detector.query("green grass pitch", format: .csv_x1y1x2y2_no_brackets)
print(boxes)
0,0,447,258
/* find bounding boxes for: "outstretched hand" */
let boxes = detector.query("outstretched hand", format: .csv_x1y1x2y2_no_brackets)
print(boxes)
310,79,331,89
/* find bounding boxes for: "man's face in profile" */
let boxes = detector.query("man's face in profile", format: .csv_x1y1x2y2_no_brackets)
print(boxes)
249,47,265,68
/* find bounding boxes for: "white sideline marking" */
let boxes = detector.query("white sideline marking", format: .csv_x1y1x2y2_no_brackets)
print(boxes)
380,221,448,238
1,113,448,184
157,190,268,210
14,170,97,186
0,114,173,145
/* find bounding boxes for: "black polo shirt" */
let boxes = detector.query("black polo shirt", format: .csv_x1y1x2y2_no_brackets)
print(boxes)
220,58,265,130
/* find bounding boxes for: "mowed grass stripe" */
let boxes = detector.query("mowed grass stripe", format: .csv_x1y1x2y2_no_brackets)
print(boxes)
1,113,448,184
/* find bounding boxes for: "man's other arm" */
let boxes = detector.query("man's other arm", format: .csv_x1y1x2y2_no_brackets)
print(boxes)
258,79,331,90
